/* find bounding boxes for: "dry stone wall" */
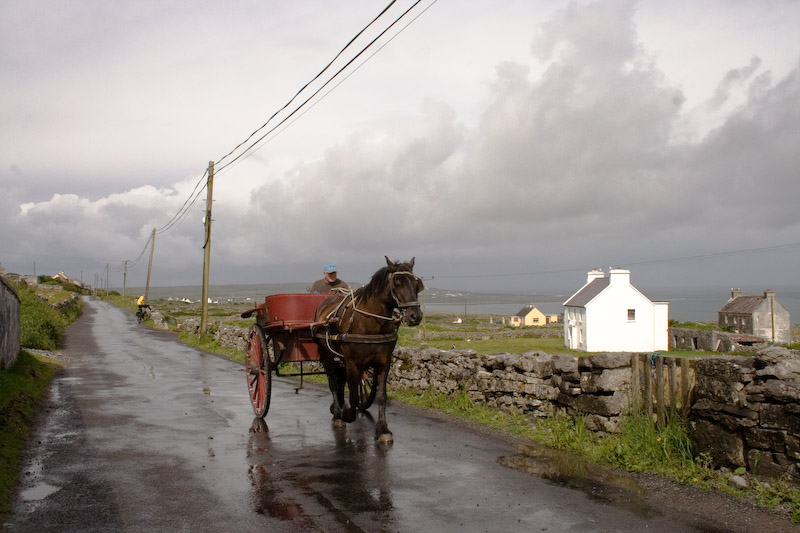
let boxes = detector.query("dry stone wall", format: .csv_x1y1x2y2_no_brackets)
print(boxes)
390,347,633,432
690,347,800,480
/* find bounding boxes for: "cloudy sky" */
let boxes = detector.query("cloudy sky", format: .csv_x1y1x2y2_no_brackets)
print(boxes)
2,0,799,296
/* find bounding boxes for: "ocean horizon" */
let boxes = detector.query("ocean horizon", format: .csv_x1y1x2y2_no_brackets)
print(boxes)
123,283,800,324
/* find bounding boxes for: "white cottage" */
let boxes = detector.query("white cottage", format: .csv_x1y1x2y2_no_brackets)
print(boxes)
563,268,669,352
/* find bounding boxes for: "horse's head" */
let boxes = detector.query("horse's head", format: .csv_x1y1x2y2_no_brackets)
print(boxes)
385,256,424,327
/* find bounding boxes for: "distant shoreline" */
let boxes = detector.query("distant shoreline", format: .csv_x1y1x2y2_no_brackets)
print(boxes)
123,283,800,324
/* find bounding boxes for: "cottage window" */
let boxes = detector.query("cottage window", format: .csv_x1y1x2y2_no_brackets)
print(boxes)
627,309,636,321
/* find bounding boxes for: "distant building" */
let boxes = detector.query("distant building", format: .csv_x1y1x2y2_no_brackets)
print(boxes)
509,304,558,327
718,289,790,344
563,268,669,352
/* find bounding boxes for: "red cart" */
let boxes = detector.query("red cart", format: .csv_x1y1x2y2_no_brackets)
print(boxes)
241,293,377,418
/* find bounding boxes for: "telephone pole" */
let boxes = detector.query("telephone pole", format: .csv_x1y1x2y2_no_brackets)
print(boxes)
122,260,129,298
145,228,156,304
200,161,214,335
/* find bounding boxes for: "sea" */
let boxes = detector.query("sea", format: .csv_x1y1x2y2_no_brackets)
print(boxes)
125,283,800,324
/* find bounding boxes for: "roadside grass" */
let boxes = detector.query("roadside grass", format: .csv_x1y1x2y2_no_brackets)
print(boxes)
0,351,62,521
15,283,72,350
1,280,84,522
177,331,246,364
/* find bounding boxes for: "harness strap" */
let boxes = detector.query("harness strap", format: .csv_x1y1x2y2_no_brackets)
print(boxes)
313,332,398,344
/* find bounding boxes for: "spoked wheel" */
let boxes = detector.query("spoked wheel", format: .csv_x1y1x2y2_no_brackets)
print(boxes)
246,325,272,418
356,367,378,411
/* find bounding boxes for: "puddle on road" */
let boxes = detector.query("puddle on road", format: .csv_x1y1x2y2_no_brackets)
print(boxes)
498,443,658,519
20,482,60,501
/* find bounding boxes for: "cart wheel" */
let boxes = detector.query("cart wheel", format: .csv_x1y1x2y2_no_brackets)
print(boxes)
356,367,378,411
246,325,272,418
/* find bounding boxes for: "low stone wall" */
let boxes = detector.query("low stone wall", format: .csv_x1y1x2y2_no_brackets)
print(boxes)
690,347,800,480
670,327,767,353
0,276,21,369
390,347,632,432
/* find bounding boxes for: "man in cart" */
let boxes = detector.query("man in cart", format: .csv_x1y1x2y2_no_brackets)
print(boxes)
309,262,349,294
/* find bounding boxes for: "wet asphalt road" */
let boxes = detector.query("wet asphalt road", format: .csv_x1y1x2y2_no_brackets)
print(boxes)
5,299,726,532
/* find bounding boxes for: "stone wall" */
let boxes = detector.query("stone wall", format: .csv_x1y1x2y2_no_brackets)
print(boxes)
390,347,633,432
0,276,21,369
690,347,800,480
670,327,767,353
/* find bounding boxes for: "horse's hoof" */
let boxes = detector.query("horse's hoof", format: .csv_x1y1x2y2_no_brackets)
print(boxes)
377,433,394,444
333,419,346,429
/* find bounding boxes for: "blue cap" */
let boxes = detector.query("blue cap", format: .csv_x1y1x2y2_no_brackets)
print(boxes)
323,262,337,273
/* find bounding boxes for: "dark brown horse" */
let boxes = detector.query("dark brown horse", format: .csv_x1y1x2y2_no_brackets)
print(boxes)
313,257,424,442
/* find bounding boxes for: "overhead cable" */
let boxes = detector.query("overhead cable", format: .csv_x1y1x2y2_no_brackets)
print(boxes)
215,0,425,176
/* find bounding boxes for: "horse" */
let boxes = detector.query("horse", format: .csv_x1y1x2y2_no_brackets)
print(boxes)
313,256,424,443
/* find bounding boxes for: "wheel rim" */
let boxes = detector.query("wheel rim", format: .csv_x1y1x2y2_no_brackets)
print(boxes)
246,326,271,418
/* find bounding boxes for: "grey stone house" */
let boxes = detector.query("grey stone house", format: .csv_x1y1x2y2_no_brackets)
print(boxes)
718,289,790,344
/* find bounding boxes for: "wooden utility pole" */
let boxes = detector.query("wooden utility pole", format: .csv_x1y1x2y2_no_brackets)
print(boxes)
122,260,129,298
200,162,214,335
106,263,109,293
145,228,156,304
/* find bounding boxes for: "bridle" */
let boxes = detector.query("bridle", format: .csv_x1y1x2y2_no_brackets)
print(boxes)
317,269,423,358
388,271,423,310
325,270,423,325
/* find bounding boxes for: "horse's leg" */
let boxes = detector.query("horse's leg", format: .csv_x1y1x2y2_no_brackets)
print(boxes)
320,353,344,420
342,359,360,423
374,361,393,442
335,362,347,413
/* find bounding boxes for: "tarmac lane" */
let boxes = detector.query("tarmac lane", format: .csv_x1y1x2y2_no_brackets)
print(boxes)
5,299,740,532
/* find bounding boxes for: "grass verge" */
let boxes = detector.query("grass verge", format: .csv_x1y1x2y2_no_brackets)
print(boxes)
0,351,61,521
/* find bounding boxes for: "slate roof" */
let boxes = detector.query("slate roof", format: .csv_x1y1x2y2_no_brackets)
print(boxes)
719,295,765,315
564,278,610,307
515,304,536,317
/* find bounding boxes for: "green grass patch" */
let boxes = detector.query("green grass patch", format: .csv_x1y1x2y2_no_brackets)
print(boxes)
14,281,83,350
177,331,246,364
0,351,60,520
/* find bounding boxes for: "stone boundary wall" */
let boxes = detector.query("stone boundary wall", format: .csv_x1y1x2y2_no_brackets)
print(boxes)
0,276,21,369
670,327,766,353
690,347,800,480
390,347,633,433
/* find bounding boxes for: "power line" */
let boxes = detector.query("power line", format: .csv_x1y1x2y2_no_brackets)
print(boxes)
155,170,208,235
214,0,427,176
216,0,439,173
215,0,401,170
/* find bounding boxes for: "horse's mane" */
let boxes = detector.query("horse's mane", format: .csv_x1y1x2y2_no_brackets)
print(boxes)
356,260,413,303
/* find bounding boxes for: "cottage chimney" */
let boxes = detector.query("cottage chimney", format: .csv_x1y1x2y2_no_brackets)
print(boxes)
587,269,604,283
608,268,631,285
764,289,775,300
731,288,742,300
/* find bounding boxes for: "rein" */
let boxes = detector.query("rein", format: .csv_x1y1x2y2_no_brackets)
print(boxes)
316,270,421,357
